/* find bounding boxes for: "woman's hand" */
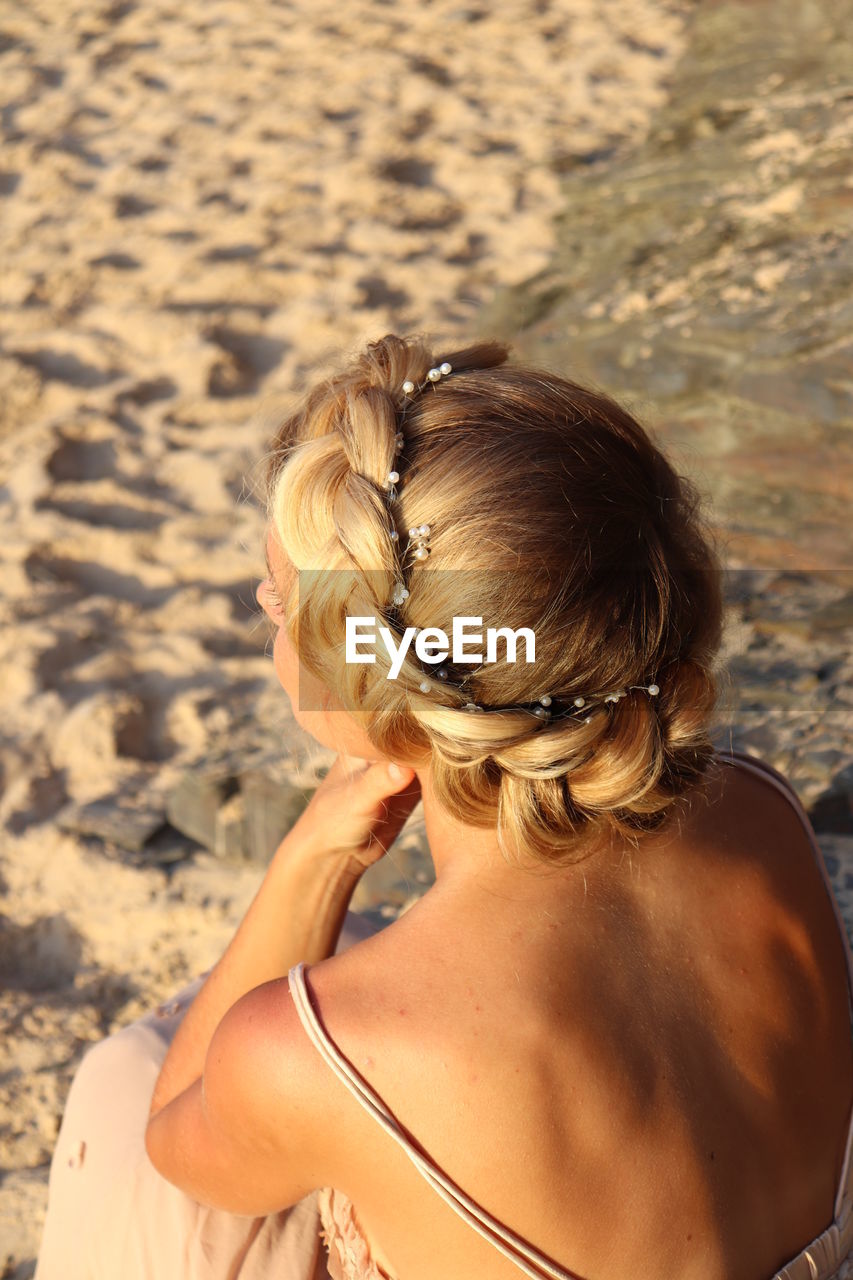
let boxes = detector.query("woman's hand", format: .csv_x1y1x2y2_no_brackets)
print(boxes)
286,754,422,875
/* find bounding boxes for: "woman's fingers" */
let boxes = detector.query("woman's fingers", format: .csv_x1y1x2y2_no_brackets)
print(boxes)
348,760,421,831
293,754,421,870
335,754,417,797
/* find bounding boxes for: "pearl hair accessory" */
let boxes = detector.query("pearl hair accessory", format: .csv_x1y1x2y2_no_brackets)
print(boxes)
383,361,454,611
433,681,662,723
401,362,453,398
405,524,432,564
380,360,663,721
519,683,661,725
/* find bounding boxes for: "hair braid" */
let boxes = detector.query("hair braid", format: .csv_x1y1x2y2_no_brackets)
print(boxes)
263,334,726,869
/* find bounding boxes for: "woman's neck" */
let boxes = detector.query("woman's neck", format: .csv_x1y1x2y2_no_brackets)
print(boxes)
415,762,595,904
412,757,715,918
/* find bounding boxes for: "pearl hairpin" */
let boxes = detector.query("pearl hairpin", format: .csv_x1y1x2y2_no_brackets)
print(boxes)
384,361,455,618
406,524,431,563
402,362,453,397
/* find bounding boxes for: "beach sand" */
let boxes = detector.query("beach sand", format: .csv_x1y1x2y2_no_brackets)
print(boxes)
0,1,693,1271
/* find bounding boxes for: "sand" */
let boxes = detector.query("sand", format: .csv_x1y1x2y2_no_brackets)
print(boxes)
0,1,693,1271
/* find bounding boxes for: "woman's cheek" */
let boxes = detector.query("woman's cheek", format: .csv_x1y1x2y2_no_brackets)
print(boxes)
272,627,356,751
273,626,329,722
271,625,383,760
272,625,299,700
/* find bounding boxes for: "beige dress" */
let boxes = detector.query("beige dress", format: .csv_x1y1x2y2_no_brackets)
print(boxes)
34,911,381,1280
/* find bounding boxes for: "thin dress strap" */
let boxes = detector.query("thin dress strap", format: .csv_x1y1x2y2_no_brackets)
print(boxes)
716,749,853,1229
287,962,585,1280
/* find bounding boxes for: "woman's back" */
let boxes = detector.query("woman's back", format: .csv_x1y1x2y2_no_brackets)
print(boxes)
294,751,853,1280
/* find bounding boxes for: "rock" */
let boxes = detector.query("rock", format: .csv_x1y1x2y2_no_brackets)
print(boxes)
817,836,853,941
238,770,314,863
165,770,236,851
165,763,314,863
213,791,247,860
810,790,853,836
809,592,853,637
0,914,83,991
350,831,434,917
56,791,167,851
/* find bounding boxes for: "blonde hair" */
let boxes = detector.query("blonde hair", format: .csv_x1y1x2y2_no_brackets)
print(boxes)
262,334,727,870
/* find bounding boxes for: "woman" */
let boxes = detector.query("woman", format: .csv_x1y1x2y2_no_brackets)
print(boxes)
37,336,853,1280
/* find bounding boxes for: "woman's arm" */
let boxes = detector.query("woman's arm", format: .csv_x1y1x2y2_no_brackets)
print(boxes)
146,756,419,1123
147,833,360,1122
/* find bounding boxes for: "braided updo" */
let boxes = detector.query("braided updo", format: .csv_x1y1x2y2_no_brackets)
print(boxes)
262,334,726,869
